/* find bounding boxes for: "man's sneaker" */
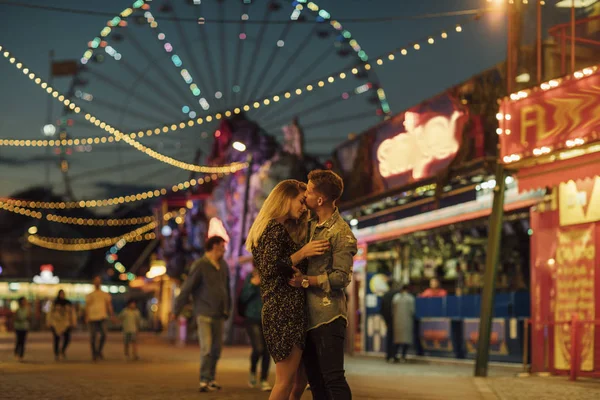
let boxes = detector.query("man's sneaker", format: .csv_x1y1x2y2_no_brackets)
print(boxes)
260,380,272,392
248,372,257,388
199,382,215,392
208,381,222,390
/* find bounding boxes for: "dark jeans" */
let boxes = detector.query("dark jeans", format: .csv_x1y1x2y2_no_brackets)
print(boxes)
197,316,224,383
14,330,27,358
89,320,106,358
52,328,71,356
303,317,351,400
246,320,270,381
384,320,398,361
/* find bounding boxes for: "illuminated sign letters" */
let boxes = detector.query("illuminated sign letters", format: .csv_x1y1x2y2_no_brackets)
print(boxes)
377,111,461,180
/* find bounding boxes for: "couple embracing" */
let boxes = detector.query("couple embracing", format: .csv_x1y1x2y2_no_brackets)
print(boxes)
246,169,357,400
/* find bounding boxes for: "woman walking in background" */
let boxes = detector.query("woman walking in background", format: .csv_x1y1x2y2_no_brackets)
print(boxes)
246,179,329,400
48,289,77,361
239,264,272,392
14,297,29,362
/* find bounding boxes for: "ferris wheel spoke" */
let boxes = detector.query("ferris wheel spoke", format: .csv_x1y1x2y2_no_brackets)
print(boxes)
240,5,273,106
232,2,251,107
254,23,318,104
262,92,346,131
194,2,223,110
84,67,180,123
169,1,214,115
124,29,196,110
254,36,336,122
218,0,230,109
246,22,294,106
116,58,186,117
85,96,168,128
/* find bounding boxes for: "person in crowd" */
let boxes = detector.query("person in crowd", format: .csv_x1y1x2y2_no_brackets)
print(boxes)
246,179,329,400
85,276,115,362
172,235,231,393
392,285,415,363
47,289,76,361
380,279,402,363
288,170,357,400
239,264,272,392
419,277,448,298
119,299,142,361
14,297,29,362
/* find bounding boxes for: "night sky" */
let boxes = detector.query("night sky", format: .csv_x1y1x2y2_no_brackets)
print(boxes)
0,0,507,204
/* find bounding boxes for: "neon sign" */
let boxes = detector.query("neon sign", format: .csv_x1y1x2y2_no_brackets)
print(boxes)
377,111,462,180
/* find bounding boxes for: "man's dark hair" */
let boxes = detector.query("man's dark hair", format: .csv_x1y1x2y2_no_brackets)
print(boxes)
127,298,137,306
308,169,344,202
205,235,226,251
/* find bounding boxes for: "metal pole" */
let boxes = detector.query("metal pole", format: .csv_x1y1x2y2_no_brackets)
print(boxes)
506,1,513,94
474,162,506,377
523,318,530,372
536,0,542,83
571,0,576,73
45,50,54,187
238,154,254,258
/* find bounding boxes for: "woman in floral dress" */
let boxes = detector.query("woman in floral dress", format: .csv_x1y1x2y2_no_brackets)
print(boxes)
246,179,329,400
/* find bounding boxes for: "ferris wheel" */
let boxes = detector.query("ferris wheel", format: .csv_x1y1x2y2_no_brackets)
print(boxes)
54,0,391,194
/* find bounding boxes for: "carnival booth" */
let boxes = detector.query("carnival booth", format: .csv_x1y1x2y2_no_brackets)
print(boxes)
499,64,600,378
333,74,544,361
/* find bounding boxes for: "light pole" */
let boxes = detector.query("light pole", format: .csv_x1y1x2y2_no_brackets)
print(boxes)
232,141,253,258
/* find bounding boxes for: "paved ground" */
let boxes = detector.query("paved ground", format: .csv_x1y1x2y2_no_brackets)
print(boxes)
0,332,598,399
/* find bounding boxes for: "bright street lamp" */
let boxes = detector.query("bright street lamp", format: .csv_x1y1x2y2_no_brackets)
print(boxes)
232,141,247,152
42,124,56,137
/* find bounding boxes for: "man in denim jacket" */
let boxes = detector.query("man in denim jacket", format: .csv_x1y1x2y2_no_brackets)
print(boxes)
289,170,357,400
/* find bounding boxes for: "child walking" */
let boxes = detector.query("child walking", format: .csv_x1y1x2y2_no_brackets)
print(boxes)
14,297,29,362
119,299,141,360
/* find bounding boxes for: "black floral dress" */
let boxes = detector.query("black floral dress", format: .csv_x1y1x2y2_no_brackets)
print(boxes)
252,220,307,363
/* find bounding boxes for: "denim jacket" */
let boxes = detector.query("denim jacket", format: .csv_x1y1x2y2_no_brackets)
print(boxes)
305,209,357,331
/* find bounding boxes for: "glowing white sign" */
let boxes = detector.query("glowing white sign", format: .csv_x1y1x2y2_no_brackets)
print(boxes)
377,111,461,180
33,264,59,284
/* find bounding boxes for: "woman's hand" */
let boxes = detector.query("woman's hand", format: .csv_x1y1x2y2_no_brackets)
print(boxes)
301,239,329,258
288,266,306,288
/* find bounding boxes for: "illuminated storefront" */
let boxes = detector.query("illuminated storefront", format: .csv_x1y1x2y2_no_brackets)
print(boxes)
499,64,600,378
333,71,539,360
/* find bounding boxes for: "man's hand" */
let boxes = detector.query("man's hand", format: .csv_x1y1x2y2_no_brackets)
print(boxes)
288,267,305,288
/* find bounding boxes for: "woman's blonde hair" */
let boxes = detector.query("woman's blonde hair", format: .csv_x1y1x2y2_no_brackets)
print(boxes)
245,179,308,251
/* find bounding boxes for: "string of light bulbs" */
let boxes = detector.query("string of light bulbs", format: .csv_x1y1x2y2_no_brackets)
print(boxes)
28,227,156,251
27,209,183,251
0,45,248,174
0,200,154,225
0,170,222,209
0,18,475,152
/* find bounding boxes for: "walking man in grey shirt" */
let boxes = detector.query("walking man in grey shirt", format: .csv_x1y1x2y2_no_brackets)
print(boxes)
172,236,231,392
289,170,357,400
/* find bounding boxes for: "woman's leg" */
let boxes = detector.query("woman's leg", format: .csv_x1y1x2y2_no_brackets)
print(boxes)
259,325,271,382
289,362,308,400
269,346,303,400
